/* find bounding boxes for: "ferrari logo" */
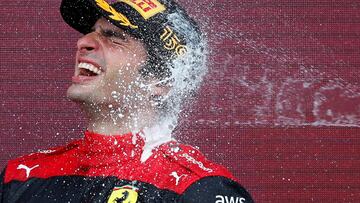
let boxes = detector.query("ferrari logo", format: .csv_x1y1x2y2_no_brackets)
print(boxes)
107,185,139,203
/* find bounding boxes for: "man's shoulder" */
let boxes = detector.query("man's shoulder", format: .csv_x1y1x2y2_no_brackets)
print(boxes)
143,141,237,193
144,141,254,202
4,139,81,183
156,141,235,179
8,139,81,164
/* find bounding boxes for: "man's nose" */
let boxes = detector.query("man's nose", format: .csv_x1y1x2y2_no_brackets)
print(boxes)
77,32,100,54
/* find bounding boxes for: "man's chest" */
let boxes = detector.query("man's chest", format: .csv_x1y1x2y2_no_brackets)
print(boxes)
3,176,179,203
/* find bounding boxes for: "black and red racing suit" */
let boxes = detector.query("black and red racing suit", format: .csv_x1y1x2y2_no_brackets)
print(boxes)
0,131,253,202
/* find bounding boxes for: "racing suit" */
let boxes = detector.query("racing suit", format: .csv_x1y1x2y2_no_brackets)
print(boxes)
0,131,253,202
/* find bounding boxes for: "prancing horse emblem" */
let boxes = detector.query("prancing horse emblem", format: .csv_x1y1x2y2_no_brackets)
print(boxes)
107,185,138,203
114,190,129,203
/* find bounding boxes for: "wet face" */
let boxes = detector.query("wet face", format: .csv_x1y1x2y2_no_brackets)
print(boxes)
67,18,149,111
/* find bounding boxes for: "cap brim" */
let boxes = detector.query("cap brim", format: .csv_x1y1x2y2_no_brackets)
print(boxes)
60,0,101,34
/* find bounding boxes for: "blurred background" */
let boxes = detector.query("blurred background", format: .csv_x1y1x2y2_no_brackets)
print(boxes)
1,0,359,202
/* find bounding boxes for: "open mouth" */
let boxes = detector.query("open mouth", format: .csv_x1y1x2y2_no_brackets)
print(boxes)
78,62,102,76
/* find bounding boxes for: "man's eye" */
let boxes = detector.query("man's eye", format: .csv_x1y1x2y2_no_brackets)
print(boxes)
102,30,126,41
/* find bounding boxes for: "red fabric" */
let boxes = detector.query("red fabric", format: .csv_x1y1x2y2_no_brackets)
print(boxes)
1,0,360,202
5,131,234,194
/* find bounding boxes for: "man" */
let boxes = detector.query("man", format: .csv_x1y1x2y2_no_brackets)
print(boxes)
0,0,254,202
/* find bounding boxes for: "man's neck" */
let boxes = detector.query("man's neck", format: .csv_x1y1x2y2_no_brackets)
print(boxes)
82,103,156,136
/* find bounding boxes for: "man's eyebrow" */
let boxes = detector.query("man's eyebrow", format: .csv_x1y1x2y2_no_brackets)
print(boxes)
89,26,96,32
102,28,127,38
89,25,105,32
87,24,127,40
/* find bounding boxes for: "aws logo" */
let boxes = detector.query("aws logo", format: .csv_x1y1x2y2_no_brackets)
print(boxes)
215,195,246,203
107,185,139,203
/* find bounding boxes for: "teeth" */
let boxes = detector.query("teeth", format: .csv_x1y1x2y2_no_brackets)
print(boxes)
78,62,101,75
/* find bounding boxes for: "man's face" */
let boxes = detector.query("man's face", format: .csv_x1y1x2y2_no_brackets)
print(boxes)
67,18,148,110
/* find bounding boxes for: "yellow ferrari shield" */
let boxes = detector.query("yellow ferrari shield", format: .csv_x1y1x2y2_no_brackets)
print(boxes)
107,185,139,203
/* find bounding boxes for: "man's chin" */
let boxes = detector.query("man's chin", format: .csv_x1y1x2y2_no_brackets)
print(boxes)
66,85,109,107
66,85,91,103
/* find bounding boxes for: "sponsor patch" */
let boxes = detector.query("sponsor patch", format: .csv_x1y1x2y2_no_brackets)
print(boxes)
179,153,213,172
95,0,138,29
160,26,187,56
107,185,139,203
17,164,39,179
121,0,166,20
215,195,246,203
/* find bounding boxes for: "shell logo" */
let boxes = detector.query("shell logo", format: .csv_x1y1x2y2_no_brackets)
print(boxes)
95,0,138,29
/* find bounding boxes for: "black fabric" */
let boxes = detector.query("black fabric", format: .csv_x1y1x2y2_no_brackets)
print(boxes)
179,176,254,203
1,175,254,202
2,176,178,203
60,0,197,45
0,170,4,202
